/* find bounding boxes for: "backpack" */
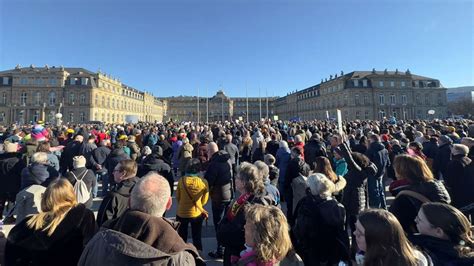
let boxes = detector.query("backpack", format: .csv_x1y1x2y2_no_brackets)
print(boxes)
72,170,91,204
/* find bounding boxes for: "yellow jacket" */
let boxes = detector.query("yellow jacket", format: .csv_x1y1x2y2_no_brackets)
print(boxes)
176,175,209,218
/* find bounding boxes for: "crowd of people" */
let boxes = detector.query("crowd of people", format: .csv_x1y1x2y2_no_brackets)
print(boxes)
0,117,472,265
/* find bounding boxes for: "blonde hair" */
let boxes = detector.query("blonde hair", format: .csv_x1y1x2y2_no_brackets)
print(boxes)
245,205,292,263
393,154,433,183
27,179,78,236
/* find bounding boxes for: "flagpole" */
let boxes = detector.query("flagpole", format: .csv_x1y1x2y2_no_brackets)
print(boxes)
246,83,249,122
206,88,209,123
259,87,262,120
197,87,200,124
266,88,269,119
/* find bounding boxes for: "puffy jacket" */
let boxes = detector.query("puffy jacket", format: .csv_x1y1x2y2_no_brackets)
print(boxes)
389,180,450,234
176,175,209,218
293,195,350,265
204,151,233,203
339,143,378,216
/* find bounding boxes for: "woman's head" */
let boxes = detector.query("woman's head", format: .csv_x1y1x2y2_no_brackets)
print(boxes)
236,162,265,195
244,205,292,262
185,158,201,175
27,179,77,236
306,173,334,198
313,156,337,182
393,154,433,183
417,203,473,255
36,141,51,153
356,209,419,265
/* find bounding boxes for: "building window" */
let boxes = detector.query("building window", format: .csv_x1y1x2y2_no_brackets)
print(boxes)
20,92,27,105
402,95,407,105
69,93,75,105
401,81,406,87
34,92,41,106
362,80,368,87
69,112,74,122
354,80,359,87
33,110,40,122
49,78,57,86
2,77,8,85
48,91,56,105
363,94,369,105
1,92,6,104
390,81,395,87
390,94,396,105
379,81,384,87
80,112,86,122
379,94,385,105
80,94,86,104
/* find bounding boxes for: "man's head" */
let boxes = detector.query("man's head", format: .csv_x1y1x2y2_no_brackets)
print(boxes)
74,135,84,143
113,159,138,183
207,142,219,158
130,172,172,217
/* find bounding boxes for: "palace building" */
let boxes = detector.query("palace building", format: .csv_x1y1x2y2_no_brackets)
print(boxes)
0,65,164,124
0,65,447,124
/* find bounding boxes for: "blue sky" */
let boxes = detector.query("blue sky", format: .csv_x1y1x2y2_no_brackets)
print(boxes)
0,0,472,97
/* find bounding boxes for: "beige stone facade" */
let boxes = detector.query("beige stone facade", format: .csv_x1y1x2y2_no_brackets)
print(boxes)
0,65,164,124
274,69,448,121
158,90,278,122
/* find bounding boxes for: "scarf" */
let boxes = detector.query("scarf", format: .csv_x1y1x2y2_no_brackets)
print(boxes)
227,192,252,221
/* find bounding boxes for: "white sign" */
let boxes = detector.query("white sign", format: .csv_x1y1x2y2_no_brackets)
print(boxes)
337,109,343,135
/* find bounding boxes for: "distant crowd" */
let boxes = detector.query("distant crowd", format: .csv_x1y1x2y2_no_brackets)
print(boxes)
0,118,473,265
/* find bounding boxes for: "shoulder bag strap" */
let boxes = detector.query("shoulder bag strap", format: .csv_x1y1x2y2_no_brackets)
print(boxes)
181,177,209,219
396,190,431,203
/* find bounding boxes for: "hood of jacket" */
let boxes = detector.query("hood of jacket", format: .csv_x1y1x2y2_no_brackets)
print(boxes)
211,150,231,163
103,209,198,255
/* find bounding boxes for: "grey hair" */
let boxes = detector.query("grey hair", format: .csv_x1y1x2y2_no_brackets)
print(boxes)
254,160,270,181
306,173,334,198
31,152,48,164
130,172,171,217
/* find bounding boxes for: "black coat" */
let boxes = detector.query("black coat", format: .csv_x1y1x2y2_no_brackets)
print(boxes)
138,154,174,194
293,195,350,265
204,151,233,203
96,177,138,226
445,156,474,208
389,180,450,234
339,143,377,216
410,234,474,266
20,163,59,190
433,143,452,179
304,139,327,167
366,141,390,178
64,167,97,208
5,204,97,266
0,153,26,200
